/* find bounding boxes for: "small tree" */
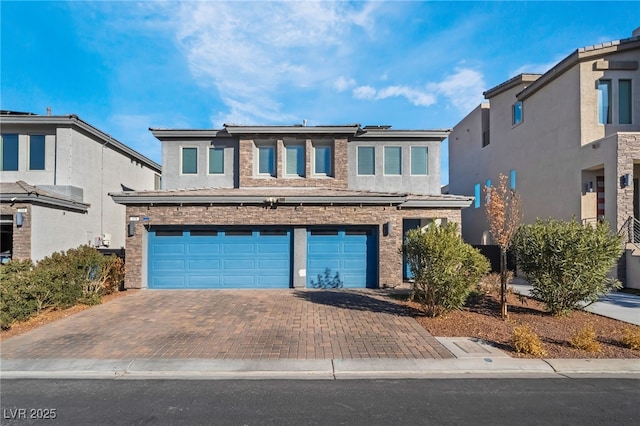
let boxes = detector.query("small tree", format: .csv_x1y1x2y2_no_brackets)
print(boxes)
513,218,623,316
402,222,490,317
484,173,522,319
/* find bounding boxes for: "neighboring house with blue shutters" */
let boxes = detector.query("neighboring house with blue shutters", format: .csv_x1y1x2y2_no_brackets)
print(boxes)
111,124,473,290
448,28,640,288
0,111,161,262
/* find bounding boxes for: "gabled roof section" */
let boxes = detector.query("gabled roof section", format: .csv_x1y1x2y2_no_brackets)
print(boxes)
516,33,640,101
0,113,161,173
0,181,90,213
483,74,541,100
110,187,473,208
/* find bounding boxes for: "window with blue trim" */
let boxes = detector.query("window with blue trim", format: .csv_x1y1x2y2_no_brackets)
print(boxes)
512,101,523,125
474,184,481,208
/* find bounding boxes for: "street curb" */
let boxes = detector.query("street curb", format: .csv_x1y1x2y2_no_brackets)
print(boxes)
2,358,638,380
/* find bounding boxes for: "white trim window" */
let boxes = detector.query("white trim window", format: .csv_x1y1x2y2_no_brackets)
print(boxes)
512,101,523,126
410,146,428,175
181,147,198,175
313,144,333,176
257,145,276,177
208,147,224,175
384,146,402,175
597,79,612,124
285,144,305,177
357,146,375,175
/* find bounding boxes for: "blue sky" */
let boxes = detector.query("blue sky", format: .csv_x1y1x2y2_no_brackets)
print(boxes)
1,1,637,185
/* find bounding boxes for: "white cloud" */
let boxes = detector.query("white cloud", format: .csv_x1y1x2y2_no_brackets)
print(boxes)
172,1,380,124
352,68,484,112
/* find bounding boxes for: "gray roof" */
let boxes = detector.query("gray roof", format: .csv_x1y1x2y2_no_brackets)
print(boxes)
0,113,161,173
110,187,473,208
0,181,90,212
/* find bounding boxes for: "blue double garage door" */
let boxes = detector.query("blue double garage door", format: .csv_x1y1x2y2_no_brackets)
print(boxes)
148,227,377,289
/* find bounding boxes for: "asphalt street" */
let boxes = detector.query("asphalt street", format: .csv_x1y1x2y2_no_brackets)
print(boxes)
2,378,639,425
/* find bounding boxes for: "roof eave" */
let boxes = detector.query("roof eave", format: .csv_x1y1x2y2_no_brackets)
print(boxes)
0,194,90,213
400,199,473,208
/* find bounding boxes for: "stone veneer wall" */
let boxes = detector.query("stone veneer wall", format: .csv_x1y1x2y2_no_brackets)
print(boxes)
124,204,461,289
616,133,640,230
0,203,31,260
238,138,348,189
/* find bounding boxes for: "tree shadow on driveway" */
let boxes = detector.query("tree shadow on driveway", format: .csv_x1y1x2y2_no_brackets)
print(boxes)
292,289,422,317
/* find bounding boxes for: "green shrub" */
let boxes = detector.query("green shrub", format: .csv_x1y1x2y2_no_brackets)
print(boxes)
0,259,38,329
513,218,623,316
402,222,490,317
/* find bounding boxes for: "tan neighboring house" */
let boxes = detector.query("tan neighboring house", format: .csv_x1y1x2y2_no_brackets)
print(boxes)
448,29,640,288
111,124,472,290
0,111,162,262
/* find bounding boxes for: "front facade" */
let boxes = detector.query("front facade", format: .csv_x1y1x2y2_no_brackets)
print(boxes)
448,29,640,286
0,112,162,261
112,124,472,290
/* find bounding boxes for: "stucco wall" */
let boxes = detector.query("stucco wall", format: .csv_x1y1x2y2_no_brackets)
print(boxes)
123,204,461,289
30,205,91,260
347,140,442,195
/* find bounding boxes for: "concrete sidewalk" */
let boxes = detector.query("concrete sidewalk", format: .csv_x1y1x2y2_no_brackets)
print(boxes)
2,357,639,380
510,279,640,325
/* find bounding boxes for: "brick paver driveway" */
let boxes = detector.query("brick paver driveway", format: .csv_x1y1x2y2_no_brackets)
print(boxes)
0,290,453,360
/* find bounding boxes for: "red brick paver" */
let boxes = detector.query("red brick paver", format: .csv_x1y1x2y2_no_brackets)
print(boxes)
0,290,453,359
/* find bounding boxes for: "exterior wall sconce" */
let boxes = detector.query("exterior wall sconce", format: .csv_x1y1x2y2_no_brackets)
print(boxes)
621,173,632,188
586,181,594,192
383,221,393,236
127,222,136,237
16,212,23,227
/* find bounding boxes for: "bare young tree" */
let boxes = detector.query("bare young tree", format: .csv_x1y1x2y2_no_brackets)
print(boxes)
484,173,522,319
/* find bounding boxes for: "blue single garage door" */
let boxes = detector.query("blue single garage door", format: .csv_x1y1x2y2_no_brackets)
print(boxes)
148,228,291,289
307,228,377,288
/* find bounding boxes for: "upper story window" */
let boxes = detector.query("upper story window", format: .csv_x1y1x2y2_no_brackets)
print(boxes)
208,147,224,174
384,146,402,175
29,135,45,171
357,146,375,175
285,144,305,177
1,134,19,171
313,144,332,176
154,174,162,190
512,101,523,126
619,80,632,125
410,146,428,175
258,145,275,176
181,147,198,174
597,79,612,124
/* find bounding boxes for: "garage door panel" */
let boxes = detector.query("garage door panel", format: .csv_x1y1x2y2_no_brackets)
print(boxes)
148,228,291,289
307,228,376,289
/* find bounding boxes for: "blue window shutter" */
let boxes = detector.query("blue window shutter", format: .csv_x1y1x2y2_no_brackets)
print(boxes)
411,146,428,175
474,184,481,208
510,169,517,190
357,146,375,175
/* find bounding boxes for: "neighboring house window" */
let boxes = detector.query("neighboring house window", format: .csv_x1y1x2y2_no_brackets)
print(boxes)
510,169,517,190
285,145,305,177
384,146,402,175
258,145,275,176
482,130,490,147
410,146,428,175
29,135,45,170
209,147,224,174
512,101,523,125
597,79,612,124
314,144,332,176
357,146,375,175
474,183,481,208
1,134,19,171
181,147,198,174
619,79,632,125
154,174,162,190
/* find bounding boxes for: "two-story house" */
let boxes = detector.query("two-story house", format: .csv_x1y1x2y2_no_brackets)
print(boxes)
0,111,162,261
448,29,640,287
111,124,473,290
